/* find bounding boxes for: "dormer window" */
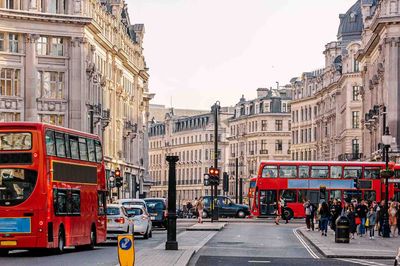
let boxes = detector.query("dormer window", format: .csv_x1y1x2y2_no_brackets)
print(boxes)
349,12,356,22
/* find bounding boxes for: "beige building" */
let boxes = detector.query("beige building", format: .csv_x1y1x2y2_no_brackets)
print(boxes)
290,1,363,161
148,107,230,207
227,88,291,201
358,0,400,162
0,0,152,198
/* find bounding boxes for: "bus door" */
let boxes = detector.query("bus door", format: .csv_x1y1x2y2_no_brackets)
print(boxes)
259,190,277,216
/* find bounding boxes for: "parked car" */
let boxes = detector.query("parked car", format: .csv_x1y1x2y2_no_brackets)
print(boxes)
125,206,152,239
201,195,250,218
106,204,134,239
395,247,400,266
114,199,149,212
144,198,168,228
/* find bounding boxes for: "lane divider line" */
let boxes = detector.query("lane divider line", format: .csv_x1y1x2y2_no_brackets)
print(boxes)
293,227,319,259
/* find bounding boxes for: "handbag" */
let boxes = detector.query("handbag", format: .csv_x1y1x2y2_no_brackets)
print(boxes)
355,216,361,225
365,218,369,227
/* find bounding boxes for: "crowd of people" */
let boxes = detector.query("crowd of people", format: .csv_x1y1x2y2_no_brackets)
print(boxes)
301,198,400,239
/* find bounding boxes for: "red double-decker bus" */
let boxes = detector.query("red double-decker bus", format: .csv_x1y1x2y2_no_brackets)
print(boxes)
0,122,107,255
248,177,257,210
250,160,395,219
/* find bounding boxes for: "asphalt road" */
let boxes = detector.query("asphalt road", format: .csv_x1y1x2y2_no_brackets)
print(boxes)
0,221,196,266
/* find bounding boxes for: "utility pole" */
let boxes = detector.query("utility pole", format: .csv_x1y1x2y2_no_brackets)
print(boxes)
235,157,239,203
165,155,179,250
212,102,220,222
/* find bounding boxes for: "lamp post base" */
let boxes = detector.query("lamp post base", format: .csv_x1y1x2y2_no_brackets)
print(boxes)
165,241,178,250
382,215,391,238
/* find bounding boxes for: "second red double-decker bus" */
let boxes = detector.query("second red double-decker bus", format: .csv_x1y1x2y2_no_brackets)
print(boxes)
250,160,395,219
0,122,107,255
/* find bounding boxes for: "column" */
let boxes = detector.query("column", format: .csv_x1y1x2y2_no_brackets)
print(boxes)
24,34,39,121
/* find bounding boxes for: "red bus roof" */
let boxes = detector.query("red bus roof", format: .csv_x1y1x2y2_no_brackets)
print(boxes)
0,122,99,139
259,160,387,166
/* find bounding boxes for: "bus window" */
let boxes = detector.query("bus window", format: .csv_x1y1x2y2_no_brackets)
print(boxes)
344,190,362,204
0,132,32,150
280,190,296,203
87,139,96,162
363,191,376,202
69,136,80,160
45,130,55,155
64,134,71,158
98,191,107,215
279,165,297,178
329,190,342,202
364,167,380,179
261,165,278,178
344,167,362,179
95,141,103,163
298,190,307,203
55,132,66,158
78,138,88,161
299,166,309,178
311,166,328,178
330,166,342,178
0,169,37,206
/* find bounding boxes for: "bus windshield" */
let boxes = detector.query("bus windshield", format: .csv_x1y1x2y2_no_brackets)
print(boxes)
0,133,32,150
0,168,37,206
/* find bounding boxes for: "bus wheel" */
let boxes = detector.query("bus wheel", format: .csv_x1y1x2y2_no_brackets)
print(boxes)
56,229,65,254
237,210,246,218
87,227,96,250
284,208,294,220
0,249,9,256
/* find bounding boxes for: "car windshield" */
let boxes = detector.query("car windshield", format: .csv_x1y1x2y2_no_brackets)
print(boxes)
125,208,143,216
145,200,165,211
106,207,120,215
0,133,32,150
122,201,145,207
0,168,37,206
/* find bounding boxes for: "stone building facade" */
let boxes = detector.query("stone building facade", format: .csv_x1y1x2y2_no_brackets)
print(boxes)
227,88,291,201
0,0,152,199
290,1,363,161
148,107,230,207
358,0,400,162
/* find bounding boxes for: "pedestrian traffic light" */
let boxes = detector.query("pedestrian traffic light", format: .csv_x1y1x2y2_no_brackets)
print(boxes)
203,174,211,186
223,172,229,192
136,183,140,192
115,168,122,188
208,167,220,185
353,178,360,189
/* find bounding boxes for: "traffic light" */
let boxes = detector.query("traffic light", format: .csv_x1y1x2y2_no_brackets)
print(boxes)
203,174,211,186
223,172,229,192
115,168,122,188
353,178,360,189
208,167,220,185
319,185,326,200
136,183,140,193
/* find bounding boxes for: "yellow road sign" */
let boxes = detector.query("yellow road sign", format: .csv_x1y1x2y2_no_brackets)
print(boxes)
118,234,135,266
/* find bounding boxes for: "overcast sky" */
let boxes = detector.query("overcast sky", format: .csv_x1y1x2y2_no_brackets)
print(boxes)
128,0,357,110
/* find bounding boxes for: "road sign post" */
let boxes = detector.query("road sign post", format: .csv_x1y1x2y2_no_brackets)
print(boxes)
117,234,135,266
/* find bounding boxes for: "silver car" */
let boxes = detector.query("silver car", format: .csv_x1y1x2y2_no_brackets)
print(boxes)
106,204,134,239
114,199,149,212
125,206,152,239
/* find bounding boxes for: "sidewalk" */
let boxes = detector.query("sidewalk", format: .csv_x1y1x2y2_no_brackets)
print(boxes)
135,228,219,266
186,222,226,231
298,227,398,259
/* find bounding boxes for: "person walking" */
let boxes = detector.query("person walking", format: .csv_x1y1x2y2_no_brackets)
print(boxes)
195,198,204,224
366,206,377,239
346,204,357,239
280,196,289,224
356,200,368,237
389,201,398,237
304,199,313,231
330,199,341,232
319,201,330,236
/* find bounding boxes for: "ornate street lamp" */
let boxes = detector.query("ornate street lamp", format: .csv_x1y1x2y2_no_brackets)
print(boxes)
381,125,393,238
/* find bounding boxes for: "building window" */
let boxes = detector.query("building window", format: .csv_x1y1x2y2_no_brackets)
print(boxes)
40,114,65,126
0,68,20,96
261,120,267,131
0,112,20,122
353,58,359,72
49,0,66,14
275,120,282,131
37,37,48,55
260,140,268,154
352,111,360,128
5,0,16,9
282,103,287,112
352,139,359,155
275,140,282,154
9,33,18,53
0,33,4,51
37,71,65,99
352,86,360,101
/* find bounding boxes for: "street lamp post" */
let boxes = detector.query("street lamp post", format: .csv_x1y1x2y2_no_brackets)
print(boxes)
381,106,392,238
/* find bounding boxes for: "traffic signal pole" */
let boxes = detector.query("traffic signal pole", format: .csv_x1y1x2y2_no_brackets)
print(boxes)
212,102,220,222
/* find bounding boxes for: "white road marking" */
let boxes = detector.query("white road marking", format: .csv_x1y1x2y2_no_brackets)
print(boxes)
293,227,319,259
248,261,271,264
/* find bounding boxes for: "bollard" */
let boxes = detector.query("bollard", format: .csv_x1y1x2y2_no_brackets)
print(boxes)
335,215,350,243
117,233,135,266
165,155,179,250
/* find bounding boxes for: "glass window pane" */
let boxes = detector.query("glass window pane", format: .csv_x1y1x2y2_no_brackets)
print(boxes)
299,166,309,178
344,167,362,179
87,139,96,162
95,141,103,162
261,165,278,178
330,166,342,178
69,136,79,160
280,190,296,203
311,166,328,178
364,167,380,179
64,134,70,158
55,132,66,157
363,191,376,202
279,165,297,178
71,190,80,214
78,138,88,161
329,190,342,202
45,130,55,155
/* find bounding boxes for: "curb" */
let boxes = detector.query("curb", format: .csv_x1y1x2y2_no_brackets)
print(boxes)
186,223,226,231
297,230,396,259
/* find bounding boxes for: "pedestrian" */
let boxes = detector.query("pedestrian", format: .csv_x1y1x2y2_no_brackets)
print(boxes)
355,200,368,237
389,201,398,237
366,206,376,239
310,202,316,231
280,196,288,224
397,201,400,236
315,203,322,231
346,204,357,239
303,199,313,231
329,199,341,232
377,200,385,236
319,201,330,236
195,198,204,224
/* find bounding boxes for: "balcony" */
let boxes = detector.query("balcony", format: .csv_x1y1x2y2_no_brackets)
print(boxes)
338,153,363,161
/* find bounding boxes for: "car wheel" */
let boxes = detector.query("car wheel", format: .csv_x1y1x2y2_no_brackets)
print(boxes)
149,229,152,238
202,211,209,218
283,208,294,220
143,227,149,239
237,210,246,218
